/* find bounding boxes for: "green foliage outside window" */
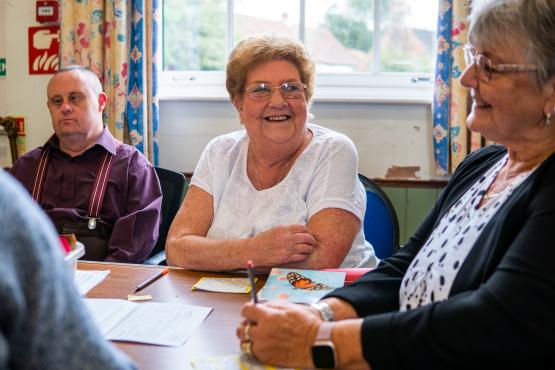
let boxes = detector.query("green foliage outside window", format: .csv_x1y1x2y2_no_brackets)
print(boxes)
163,0,225,71
163,0,435,74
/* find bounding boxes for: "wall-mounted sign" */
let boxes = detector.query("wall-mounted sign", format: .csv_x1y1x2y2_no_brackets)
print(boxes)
36,1,59,23
14,116,27,156
0,58,6,77
14,116,26,136
28,25,60,75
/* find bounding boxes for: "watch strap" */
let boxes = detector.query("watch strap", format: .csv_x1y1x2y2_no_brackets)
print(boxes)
312,322,337,369
315,321,334,341
311,301,335,322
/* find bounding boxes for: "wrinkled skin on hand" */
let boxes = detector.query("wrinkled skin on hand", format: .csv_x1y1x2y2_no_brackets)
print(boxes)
237,301,322,368
249,224,316,267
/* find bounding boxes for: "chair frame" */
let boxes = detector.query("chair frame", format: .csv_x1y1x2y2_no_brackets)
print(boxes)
358,173,400,258
144,167,186,265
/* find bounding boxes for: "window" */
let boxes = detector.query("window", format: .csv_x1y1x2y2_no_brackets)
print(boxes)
161,0,438,102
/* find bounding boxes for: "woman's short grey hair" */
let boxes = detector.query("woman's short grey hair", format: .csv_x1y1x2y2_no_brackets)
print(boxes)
468,0,555,88
226,35,315,103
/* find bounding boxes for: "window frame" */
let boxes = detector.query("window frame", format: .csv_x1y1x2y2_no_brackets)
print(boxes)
159,0,435,104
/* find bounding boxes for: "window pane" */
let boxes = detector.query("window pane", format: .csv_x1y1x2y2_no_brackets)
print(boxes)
162,0,438,75
234,0,300,44
305,0,375,73
380,0,437,73
163,0,226,71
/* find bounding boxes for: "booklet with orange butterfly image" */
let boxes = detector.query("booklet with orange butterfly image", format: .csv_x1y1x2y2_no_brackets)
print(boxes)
257,268,345,304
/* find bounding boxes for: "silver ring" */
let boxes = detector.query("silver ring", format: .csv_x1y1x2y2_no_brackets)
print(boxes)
241,340,253,356
243,324,251,341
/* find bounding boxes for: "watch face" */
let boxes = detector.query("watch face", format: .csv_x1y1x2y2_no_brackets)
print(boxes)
312,343,336,369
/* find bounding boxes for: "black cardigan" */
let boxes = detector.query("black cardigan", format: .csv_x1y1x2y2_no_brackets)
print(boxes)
326,145,555,370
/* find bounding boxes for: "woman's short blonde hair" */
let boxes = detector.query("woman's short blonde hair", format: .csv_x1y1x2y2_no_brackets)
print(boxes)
226,35,315,103
468,0,555,88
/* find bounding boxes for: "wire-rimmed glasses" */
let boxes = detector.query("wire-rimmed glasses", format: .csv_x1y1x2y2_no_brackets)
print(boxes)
244,82,306,100
462,45,538,83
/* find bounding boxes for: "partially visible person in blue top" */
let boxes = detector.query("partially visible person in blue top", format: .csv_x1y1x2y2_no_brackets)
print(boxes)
0,169,135,370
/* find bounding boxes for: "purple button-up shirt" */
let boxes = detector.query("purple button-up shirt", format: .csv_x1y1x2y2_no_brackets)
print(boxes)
10,127,162,263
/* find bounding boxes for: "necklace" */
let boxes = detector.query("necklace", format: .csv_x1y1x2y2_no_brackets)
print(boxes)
482,184,512,201
249,144,293,190
482,168,532,202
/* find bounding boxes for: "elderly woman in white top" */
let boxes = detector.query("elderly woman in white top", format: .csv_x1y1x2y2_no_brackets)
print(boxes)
235,1,555,369
166,36,378,271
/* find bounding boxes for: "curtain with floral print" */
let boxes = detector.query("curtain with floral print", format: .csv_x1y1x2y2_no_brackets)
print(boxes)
432,0,476,175
59,0,159,164
60,0,128,142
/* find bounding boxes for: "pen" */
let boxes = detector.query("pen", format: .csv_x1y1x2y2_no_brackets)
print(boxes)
134,268,169,293
247,260,258,303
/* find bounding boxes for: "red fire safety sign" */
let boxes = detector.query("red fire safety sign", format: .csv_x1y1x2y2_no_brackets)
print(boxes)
28,25,60,75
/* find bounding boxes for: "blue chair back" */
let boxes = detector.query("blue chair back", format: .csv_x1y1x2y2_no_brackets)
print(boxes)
358,174,399,259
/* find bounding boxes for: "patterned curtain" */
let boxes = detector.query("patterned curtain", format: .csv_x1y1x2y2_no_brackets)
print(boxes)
60,0,128,142
126,0,160,165
59,0,160,164
432,0,476,175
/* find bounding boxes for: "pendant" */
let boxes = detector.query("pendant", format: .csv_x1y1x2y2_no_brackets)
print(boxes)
88,217,97,230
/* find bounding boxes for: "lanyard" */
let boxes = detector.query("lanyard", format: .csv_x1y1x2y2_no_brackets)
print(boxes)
32,142,121,230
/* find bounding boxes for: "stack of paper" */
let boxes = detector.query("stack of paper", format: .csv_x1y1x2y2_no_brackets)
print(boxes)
84,298,212,346
74,269,110,295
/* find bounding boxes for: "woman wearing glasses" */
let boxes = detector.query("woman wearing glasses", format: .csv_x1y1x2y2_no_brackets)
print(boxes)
236,1,555,369
166,36,377,271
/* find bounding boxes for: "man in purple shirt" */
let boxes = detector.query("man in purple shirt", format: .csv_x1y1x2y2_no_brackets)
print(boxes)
10,66,162,263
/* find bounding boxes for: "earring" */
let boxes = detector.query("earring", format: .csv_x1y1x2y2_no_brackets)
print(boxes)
546,107,555,127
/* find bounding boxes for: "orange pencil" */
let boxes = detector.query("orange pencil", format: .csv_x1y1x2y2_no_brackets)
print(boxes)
134,268,169,293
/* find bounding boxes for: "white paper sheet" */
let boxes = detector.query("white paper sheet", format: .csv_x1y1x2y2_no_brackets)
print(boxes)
74,270,111,295
84,298,213,346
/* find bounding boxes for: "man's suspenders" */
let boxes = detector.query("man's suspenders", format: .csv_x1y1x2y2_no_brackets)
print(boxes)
32,143,121,229
31,146,51,202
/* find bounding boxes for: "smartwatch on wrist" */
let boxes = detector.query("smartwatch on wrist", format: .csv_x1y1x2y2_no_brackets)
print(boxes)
311,322,337,369
310,301,335,322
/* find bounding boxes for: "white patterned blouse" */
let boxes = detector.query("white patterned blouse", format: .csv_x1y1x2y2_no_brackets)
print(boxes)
399,154,535,311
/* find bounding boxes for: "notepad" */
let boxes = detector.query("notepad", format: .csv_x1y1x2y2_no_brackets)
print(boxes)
257,268,345,304
84,298,212,346
192,277,256,293
127,294,153,302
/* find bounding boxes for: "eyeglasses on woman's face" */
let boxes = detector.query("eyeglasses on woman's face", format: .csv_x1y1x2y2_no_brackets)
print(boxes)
462,45,538,83
244,82,306,100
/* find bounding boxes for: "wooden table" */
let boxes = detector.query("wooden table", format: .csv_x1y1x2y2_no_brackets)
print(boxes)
79,262,265,370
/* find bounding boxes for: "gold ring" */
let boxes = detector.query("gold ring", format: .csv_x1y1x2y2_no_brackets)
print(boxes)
243,324,251,341
241,340,253,356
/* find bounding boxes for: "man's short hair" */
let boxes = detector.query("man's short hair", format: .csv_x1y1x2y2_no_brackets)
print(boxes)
52,65,104,95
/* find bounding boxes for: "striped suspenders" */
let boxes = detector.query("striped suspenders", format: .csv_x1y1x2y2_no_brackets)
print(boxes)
31,146,51,203
32,143,121,230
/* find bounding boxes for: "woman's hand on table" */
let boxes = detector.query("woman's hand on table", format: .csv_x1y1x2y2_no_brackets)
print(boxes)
237,301,321,368
249,224,316,266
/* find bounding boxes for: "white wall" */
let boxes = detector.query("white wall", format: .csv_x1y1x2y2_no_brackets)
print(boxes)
1,1,440,180
1,0,52,152
159,99,436,179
